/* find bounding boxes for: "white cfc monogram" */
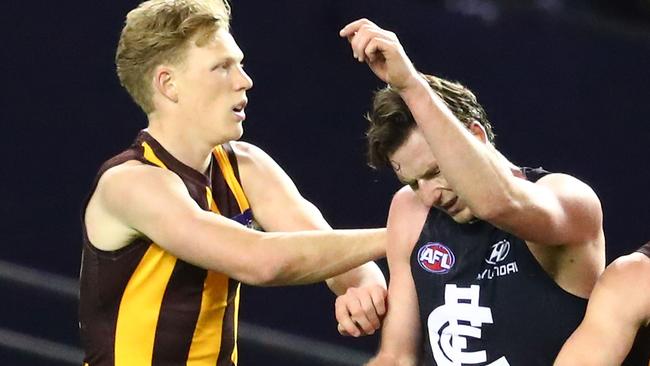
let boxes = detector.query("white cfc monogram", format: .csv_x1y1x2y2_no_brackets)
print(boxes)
427,284,510,366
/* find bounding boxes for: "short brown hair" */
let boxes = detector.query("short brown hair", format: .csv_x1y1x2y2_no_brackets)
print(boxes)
365,74,495,169
115,0,231,114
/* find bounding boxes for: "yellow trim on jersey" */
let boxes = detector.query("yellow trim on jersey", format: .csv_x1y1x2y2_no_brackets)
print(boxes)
213,145,250,212
230,283,241,364
206,187,222,215
136,139,239,365
186,271,230,365
114,244,177,365
142,141,168,169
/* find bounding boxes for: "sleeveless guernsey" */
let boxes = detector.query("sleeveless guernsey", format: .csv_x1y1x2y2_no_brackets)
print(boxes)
411,167,587,365
79,131,252,366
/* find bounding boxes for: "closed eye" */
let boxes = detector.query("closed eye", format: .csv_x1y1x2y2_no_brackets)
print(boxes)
421,168,440,180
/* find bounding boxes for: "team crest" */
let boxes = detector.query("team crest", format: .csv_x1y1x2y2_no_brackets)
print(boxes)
418,242,456,274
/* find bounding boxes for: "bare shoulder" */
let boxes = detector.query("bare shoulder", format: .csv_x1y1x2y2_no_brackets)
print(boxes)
535,173,601,211
229,140,298,188
387,186,429,252
91,159,193,227
536,172,603,244
599,252,650,324
603,253,650,297
86,160,189,251
230,140,269,165
392,185,425,207
96,160,186,203
230,140,254,157
229,141,283,180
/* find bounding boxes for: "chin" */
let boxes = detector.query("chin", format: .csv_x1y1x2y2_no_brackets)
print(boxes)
451,209,476,224
227,125,244,142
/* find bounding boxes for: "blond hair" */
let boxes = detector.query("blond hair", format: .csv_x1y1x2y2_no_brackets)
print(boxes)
116,0,231,114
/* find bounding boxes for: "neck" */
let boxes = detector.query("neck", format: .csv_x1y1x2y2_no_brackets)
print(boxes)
146,117,214,173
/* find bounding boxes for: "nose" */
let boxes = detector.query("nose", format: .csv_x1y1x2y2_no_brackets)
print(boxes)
416,178,444,207
235,65,253,91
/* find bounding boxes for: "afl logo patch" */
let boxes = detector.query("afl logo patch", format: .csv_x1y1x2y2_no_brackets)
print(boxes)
418,242,455,274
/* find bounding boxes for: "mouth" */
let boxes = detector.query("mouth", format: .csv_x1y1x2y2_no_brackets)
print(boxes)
232,99,248,120
440,196,458,213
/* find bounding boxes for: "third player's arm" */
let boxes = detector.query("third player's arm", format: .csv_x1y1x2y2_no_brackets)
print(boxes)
554,253,650,365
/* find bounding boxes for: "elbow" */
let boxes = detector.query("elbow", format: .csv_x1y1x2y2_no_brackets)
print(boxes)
237,252,293,287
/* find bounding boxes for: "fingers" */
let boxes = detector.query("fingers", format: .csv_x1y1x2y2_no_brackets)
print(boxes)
335,286,388,337
365,37,393,64
370,285,388,317
339,18,377,38
335,295,362,337
340,19,397,63
337,322,350,337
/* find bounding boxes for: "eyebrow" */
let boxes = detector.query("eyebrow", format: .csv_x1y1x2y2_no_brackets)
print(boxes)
217,54,244,63
398,166,440,186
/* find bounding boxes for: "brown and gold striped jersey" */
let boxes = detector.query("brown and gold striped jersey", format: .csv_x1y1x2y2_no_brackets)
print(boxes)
80,130,252,366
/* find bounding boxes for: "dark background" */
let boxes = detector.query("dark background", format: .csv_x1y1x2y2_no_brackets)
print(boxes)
2,0,649,364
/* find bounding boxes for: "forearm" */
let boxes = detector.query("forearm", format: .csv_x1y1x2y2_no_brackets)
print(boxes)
399,78,517,217
366,354,417,366
326,261,386,295
259,228,386,286
554,323,637,366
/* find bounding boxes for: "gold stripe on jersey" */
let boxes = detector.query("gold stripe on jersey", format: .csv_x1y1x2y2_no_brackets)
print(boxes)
230,283,242,364
113,141,177,364
188,191,234,364
114,244,177,365
142,141,168,169
206,187,222,215
187,271,230,365
135,139,241,365
213,145,250,211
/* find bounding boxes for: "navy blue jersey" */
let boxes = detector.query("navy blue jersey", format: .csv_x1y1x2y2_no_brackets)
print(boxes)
411,168,587,365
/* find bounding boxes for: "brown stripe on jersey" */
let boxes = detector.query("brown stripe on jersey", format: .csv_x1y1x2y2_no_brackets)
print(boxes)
216,278,242,366
114,244,177,365
81,131,249,365
185,186,238,365
79,238,151,366
213,145,250,212
151,261,207,365
209,157,240,216
186,271,230,365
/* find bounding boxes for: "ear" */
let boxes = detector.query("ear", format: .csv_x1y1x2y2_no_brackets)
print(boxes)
152,65,179,103
468,121,488,144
